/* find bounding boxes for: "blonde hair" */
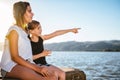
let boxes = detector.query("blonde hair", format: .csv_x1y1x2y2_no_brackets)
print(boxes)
13,1,30,28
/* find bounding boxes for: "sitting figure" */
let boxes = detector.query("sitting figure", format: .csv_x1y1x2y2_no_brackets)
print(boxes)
28,20,80,80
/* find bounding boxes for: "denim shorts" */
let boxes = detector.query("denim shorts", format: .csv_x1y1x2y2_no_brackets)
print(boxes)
1,69,7,79
1,69,20,80
37,63,51,66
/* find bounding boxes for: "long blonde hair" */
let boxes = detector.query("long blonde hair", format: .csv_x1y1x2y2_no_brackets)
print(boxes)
13,1,30,29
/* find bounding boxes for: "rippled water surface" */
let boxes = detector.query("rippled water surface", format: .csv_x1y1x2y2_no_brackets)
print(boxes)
46,51,120,80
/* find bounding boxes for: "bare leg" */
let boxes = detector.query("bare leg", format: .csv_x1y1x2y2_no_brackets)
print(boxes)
6,65,57,80
48,65,65,80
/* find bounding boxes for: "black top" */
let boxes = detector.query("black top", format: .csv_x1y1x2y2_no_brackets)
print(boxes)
30,36,47,65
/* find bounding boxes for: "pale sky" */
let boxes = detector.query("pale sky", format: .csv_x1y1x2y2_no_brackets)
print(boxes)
0,0,120,43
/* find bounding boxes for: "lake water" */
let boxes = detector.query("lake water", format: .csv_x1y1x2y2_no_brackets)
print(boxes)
46,51,120,80
0,51,120,80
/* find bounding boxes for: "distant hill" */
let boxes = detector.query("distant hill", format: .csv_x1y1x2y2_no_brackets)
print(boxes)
44,40,120,51
0,40,120,51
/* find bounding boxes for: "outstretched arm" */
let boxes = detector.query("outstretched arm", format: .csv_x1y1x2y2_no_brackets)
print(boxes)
42,28,80,40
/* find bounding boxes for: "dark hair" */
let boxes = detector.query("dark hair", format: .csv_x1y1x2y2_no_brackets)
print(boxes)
28,20,40,30
13,1,30,28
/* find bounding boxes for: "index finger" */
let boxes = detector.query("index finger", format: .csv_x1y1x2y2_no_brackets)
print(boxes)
77,28,81,30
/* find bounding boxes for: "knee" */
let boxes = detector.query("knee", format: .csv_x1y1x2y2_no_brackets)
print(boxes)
51,71,58,80
50,70,58,79
61,71,66,76
58,71,65,79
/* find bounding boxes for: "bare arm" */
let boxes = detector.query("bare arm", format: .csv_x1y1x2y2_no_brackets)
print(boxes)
8,30,38,70
33,50,51,60
8,30,48,75
42,28,80,40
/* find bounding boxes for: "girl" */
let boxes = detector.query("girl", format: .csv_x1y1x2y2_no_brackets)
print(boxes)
28,20,80,80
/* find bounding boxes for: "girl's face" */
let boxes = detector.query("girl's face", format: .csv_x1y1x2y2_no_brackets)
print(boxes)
24,6,34,24
31,24,42,36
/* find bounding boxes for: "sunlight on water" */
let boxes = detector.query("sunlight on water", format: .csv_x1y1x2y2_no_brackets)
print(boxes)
46,51,120,80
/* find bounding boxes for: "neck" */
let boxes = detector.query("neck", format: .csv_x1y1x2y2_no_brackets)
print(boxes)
22,24,28,33
31,35,39,42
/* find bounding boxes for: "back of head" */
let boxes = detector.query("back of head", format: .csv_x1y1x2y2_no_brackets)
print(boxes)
28,20,40,30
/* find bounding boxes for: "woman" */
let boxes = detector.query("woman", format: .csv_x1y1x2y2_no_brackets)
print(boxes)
28,20,80,80
0,1,57,80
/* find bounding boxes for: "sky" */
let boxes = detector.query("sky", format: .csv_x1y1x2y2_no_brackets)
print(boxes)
0,0,120,43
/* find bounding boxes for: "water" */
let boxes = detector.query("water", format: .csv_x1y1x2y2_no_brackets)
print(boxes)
46,51,120,80
0,51,120,80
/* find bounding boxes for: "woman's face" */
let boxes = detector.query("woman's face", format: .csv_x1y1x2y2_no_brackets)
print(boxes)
24,6,34,24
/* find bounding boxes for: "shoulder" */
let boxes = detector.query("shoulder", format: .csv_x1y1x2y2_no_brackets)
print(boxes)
8,25,21,33
6,26,19,37
7,30,18,40
39,35,44,41
9,30,18,35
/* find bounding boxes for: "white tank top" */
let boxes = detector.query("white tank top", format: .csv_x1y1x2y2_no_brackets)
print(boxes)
0,25,34,72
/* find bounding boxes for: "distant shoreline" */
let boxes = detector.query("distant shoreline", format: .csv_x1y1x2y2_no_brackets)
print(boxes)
1,49,120,52
1,40,120,52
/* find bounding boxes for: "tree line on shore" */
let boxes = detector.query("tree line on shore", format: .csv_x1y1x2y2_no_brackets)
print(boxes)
44,40,120,51
1,40,120,51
